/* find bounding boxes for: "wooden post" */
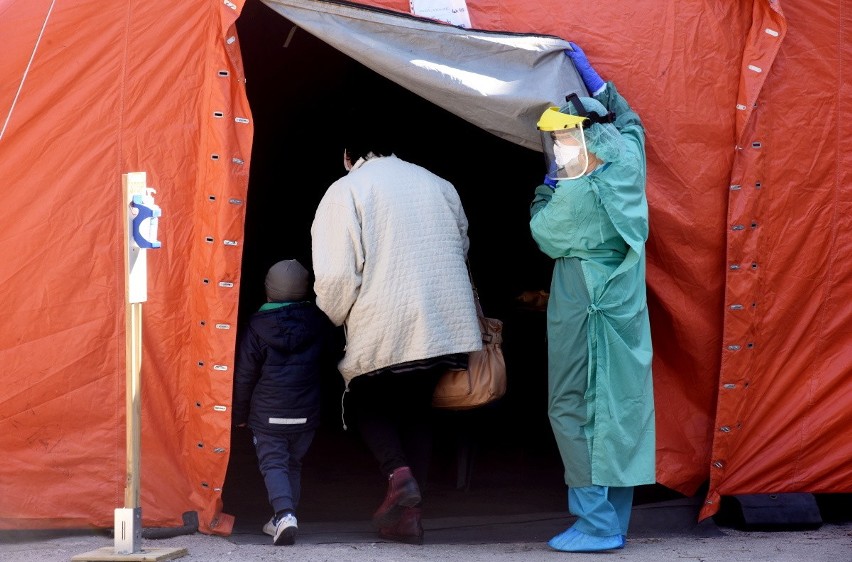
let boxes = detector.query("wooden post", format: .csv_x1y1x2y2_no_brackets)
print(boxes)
74,173,186,561
123,173,146,513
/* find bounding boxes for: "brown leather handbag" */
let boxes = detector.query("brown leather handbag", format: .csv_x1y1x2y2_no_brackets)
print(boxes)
433,283,506,410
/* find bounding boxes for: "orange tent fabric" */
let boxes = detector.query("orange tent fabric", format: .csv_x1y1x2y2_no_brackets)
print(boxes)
0,0,848,534
0,0,251,534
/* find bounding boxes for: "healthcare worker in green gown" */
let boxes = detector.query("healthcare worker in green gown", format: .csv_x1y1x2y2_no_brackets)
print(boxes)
530,42,655,553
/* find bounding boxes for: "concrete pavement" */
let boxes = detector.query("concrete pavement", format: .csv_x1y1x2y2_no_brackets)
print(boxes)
2,500,850,562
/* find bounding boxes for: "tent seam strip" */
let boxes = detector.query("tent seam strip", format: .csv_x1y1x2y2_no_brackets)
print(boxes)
0,0,57,143
791,0,845,487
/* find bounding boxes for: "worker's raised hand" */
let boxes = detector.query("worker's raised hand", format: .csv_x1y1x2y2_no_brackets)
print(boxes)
565,42,605,96
543,174,558,189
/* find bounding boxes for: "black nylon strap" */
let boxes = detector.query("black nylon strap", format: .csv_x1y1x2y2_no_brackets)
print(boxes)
564,92,616,128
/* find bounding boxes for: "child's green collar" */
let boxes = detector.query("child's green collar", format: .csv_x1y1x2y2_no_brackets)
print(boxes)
259,302,293,311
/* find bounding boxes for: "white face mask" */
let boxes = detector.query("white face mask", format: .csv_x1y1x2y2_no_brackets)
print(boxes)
553,142,583,167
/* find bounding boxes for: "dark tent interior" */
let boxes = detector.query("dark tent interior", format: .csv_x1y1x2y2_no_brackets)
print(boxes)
222,0,677,530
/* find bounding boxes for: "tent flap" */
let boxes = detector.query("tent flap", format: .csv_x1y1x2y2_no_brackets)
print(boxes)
262,0,587,151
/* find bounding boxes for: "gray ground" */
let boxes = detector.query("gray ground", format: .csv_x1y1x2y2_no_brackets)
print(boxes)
3,504,850,562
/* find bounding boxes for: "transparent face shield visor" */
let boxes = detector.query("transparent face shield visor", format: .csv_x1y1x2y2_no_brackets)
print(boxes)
541,126,590,182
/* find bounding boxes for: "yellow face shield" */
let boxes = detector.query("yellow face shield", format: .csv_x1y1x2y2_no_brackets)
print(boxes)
537,107,590,182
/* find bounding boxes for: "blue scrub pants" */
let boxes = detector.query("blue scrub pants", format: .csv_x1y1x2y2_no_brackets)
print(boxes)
252,429,315,516
569,485,634,537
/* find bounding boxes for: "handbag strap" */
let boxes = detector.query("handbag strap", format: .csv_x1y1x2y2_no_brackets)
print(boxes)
465,260,485,319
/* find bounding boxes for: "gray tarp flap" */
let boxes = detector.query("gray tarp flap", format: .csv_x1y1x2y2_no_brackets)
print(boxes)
260,0,587,151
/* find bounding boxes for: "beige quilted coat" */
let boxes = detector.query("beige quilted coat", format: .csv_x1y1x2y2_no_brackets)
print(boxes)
311,155,482,384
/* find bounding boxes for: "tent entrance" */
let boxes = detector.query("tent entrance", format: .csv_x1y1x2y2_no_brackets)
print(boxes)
223,0,567,528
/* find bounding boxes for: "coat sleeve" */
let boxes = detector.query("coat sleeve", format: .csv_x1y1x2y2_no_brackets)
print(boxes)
529,183,585,259
596,81,645,148
311,182,364,326
444,181,471,257
232,325,263,426
594,82,649,250
530,183,554,218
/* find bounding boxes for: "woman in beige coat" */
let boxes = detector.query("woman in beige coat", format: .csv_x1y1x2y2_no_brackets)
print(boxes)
311,118,481,544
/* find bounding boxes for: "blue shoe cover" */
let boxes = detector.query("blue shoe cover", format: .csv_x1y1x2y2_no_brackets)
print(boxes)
547,527,623,552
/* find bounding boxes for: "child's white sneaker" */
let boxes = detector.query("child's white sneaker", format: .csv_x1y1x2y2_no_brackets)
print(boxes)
263,513,297,545
262,517,276,537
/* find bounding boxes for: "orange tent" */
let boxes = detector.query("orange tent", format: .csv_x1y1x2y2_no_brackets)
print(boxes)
0,0,849,535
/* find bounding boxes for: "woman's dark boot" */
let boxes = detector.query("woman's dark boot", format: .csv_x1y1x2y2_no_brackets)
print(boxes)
378,506,423,545
372,466,421,527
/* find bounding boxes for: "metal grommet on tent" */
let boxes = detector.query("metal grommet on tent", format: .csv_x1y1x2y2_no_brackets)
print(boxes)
218,70,229,77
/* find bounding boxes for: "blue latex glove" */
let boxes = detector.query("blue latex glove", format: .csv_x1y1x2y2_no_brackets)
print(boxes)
543,174,558,189
564,42,605,96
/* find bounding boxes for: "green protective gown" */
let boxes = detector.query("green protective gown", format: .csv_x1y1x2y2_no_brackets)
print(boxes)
529,83,655,488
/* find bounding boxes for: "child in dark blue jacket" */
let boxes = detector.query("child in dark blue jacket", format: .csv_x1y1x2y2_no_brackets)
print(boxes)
232,259,332,545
